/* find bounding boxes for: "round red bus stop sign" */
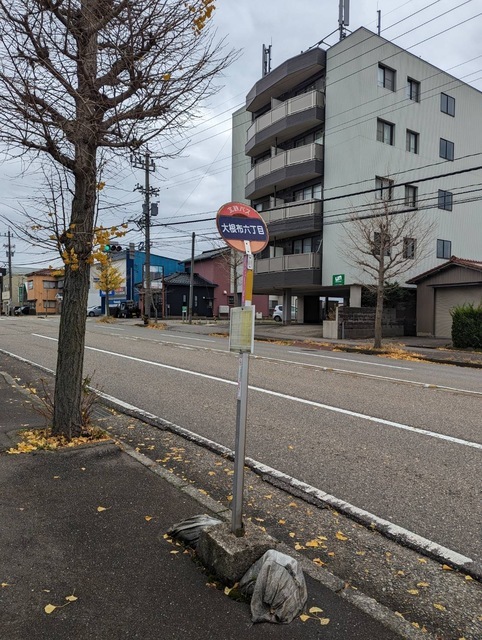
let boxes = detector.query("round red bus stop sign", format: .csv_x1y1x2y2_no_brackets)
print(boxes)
216,202,269,254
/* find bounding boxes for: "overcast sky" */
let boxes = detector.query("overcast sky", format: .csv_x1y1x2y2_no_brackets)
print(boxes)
1,0,481,270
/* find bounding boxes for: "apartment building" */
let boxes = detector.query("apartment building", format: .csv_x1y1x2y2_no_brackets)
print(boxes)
236,27,482,331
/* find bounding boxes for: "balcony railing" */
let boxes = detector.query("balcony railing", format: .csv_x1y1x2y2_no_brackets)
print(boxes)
255,252,321,274
261,199,322,225
247,90,324,141
247,143,323,186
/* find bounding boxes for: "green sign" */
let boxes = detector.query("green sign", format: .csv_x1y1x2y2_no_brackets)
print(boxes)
332,274,345,286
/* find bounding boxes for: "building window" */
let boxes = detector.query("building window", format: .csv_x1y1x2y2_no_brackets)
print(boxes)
374,232,391,256
440,138,454,161
27,281,33,290
405,185,418,208
293,237,313,254
441,93,455,117
43,280,57,289
377,119,395,145
437,239,451,259
406,130,419,154
375,176,393,200
378,64,395,91
407,78,420,102
43,300,56,308
438,189,453,211
293,183,322,201
294,129,323,148
403,237,416,259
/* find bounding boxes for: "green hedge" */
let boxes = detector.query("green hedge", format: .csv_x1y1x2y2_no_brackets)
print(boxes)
450,302,482,349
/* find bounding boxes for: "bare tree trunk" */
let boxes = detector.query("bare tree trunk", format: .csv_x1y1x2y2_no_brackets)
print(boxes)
374,258,385,349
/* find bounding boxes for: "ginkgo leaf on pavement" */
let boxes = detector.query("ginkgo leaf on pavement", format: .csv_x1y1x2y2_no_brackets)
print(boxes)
44,604,56,614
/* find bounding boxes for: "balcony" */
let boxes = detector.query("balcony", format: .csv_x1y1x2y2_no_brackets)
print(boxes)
246,48,326,113
261,199,322,239
246,91,324,157
246,143,323,200
254,252,322,292
255,252,321,273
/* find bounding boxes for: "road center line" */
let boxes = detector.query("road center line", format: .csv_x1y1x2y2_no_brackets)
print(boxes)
30,335,482,451
288,350,412,370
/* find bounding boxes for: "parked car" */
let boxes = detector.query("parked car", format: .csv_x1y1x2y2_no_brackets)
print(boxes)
87,305,102,317
272,304,297,322
14,305,35,316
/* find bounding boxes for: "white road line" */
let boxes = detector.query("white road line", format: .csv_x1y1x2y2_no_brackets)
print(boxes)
288,350,412,370
256,355,482,396
31,334,482,451
0,347,477,570
161,333,216,343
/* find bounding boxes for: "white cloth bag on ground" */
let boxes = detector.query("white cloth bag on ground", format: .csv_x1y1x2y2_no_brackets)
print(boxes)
239,549,308,624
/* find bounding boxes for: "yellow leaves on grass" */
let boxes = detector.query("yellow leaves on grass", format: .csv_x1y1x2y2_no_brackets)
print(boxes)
7,428,109,454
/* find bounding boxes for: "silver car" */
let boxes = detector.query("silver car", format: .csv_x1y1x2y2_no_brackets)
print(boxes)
272,304,297,322
87,305,102,317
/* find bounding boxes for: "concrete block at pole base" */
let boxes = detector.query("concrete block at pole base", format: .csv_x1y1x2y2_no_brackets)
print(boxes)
197,521,278,584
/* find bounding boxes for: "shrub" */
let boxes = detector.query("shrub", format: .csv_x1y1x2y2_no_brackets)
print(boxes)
450,302,482,349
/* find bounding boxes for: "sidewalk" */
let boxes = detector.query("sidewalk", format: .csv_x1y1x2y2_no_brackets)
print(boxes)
0,373,405,640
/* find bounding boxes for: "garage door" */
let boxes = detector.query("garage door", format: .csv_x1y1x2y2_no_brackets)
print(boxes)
434,286,482,338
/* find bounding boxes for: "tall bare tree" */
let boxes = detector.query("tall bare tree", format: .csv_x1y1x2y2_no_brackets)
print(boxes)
0,0,236,437
342,194,434,349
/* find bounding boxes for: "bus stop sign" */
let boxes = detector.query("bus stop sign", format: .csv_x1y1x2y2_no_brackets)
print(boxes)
216,202,269,254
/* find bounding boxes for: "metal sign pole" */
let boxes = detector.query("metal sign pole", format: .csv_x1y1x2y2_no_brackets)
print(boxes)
231,248,253,537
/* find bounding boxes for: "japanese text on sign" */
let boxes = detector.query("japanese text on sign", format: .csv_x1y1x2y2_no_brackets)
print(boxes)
218,216,267,241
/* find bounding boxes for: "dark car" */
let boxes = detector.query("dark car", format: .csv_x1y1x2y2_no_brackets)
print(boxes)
14,305,35,316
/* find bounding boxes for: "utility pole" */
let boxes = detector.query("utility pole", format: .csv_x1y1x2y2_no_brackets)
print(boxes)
188,232,195,324
2,230,14,315
131,149,158,325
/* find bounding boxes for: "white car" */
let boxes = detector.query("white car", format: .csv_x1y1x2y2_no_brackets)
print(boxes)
87,305,102,317
272,304,297,322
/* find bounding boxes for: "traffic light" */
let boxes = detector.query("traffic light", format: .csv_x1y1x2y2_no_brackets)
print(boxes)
104,243,122,252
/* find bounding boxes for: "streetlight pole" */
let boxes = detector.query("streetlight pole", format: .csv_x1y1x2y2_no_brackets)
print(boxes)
2,230,15,315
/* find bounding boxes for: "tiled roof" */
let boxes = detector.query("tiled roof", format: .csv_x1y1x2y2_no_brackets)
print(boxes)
407,256,482,284
163,272,216,287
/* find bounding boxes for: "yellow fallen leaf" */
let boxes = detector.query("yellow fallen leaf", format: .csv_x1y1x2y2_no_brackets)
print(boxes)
407,589,419,595
44,604,56,614
412,622,420,629
433,603,446,611
289,532,296,538
418,558,428,564
198,489,208,495
319,618,330,625
442,564,453,571
288,502,298,508
208,471,216,476
65,595,78,602
264,494,272,499
417,582,429,588
306,540,320,548
294,543,305,550
313,558,325,566
327,552,335,557
300,614,311,622
97,506,108,512
317,536,328,541
53,476,60,479
309,607,323,614
226,495,233,502
356,551,366,556
465,575,473,581
278,519,286,525
144,516,153,522
1,583,11,588
170,550,179,555
335,531,348,541
394,612,405,619
397,570,405,576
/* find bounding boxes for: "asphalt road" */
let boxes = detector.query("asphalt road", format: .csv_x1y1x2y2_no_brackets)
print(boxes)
1,315,481,566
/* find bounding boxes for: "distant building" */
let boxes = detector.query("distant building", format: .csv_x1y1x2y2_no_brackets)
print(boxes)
163,272,217,318
24,269,64,315
183,247,270,317
234,27,482,333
